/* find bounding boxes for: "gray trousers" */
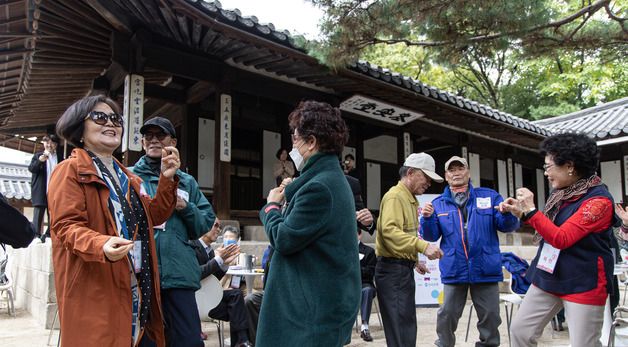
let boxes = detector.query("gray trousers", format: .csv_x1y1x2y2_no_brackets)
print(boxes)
375,258,417,347
244,291,263,344
436,283,501,347
510,284,604,347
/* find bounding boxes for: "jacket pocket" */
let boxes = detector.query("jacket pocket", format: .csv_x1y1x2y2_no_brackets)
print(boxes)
479,246,502,277
437,211,457,237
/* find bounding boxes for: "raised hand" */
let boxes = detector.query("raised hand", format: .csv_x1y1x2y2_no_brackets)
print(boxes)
161,146,180,179
421,202,435,218
615,204,628,226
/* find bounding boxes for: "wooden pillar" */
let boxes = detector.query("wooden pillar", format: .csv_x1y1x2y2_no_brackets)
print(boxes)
213,89,231,220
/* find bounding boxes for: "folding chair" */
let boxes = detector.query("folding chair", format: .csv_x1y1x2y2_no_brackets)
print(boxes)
355,294,383,332
196,275,224,347
0,252,16,317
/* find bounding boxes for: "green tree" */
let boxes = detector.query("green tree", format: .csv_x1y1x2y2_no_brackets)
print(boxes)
309,0,627,118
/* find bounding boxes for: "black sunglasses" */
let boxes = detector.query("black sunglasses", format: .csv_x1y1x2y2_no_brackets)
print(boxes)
142,132,168,141
85,111,124,127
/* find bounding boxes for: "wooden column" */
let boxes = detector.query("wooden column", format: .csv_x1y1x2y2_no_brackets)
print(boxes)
213,89,231,220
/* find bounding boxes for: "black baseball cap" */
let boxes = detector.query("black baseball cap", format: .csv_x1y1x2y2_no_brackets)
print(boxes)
140,116,176,138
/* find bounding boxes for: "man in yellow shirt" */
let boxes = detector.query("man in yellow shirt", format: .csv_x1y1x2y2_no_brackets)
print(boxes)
375,152,444,347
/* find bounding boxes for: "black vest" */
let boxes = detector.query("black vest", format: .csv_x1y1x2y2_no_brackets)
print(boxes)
527,185,615,295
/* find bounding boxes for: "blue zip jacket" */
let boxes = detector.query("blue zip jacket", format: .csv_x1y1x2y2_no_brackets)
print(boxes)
420,184,519,284
132,156,215,290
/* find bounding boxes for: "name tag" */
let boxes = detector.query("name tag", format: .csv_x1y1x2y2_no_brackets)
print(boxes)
132,240,142,273
536,243,560,274
177,189,189,202
476,197,492,209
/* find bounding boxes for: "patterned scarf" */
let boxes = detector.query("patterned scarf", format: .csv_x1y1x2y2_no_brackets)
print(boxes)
543,175,602,222
533,175,602,244
87,151,153,339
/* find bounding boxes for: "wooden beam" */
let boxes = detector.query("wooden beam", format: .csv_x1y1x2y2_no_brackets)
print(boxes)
83,0,134,34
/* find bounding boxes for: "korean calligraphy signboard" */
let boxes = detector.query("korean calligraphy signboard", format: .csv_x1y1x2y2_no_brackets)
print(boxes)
220,94,232,162
340,95,424,126
122,74,144,152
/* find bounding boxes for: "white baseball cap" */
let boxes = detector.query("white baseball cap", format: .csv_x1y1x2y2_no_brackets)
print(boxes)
444,156,468,170
403,153,444,183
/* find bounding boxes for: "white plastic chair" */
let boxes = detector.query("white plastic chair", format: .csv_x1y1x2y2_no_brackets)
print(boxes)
0,252,16,317
608,306,628,346
196,275,224,347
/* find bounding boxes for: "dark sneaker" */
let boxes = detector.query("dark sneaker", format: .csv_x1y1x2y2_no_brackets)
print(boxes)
360,329,373,342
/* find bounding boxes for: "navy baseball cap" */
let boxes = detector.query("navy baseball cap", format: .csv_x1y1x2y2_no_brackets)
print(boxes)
140,117,176,138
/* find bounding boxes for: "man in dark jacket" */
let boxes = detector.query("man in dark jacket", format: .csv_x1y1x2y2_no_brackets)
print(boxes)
358,229,377,342
28,134,62,240
420,156,519,347
0,192,36,248
190,219,252,347
132,117,215,347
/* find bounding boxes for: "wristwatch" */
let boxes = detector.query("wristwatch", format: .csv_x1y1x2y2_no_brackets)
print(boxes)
521,207,537,221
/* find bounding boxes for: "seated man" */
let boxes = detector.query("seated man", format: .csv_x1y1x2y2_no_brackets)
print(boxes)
244,245,273,345
190,219,253,347
358,228,377,342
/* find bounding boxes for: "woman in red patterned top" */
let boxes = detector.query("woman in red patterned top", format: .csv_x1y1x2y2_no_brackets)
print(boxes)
502,133,617,347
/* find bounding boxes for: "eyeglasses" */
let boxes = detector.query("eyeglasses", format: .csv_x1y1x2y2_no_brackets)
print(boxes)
543,163,555,171
142,132,168,141
213,222,222,230
85,111,124,127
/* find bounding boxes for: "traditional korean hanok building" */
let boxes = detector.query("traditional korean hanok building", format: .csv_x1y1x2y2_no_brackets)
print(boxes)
535,97,628,204
0,161,32,211
1,0,556,223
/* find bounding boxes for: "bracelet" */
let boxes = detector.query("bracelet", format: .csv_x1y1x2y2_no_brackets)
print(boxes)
264,202,281,214
521,208,537,221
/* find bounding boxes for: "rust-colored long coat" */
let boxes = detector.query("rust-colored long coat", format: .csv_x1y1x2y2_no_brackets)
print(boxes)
48,149,177,347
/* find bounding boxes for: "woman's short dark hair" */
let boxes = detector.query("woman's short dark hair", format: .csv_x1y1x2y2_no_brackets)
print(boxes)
276,148,288,159
56,95,121,148
288,100,348,154
540,133,600,178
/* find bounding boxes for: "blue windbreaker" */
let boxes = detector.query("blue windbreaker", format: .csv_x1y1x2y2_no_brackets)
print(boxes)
420,184,519,284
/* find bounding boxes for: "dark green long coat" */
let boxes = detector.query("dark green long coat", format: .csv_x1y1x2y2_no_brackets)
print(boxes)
258,153,361,347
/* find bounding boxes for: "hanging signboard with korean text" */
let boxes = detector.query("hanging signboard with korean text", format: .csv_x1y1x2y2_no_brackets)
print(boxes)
122,74,144,152
340,95,424,126
220,94,232,162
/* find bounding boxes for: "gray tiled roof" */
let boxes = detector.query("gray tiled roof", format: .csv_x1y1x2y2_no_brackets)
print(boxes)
351,61,551,136
534,97,628,140
0,161,31,201
183,1,549,137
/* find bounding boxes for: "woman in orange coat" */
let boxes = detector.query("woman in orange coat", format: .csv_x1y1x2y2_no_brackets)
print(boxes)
49,95,180,347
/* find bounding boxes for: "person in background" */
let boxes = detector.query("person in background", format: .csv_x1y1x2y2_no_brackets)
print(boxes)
616,203,628,249
218,226,246,292
502,133,617,347
258,100,360,347
28,133,63,241
346,174,377,235
49,95,179,346
190,219,252,347
0,192,36,248
375,152,444,347
272,148,295,187
132,116,215,347
420,155,520,347
358,228,377,342
343,153,358,178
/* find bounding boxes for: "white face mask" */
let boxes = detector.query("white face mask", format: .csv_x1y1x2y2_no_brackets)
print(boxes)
289,142,306,172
